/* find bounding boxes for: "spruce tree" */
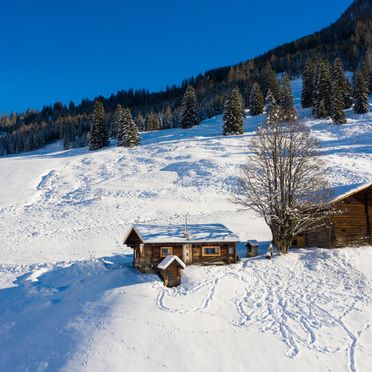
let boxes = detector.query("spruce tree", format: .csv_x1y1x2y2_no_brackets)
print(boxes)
145,112,156,131
301,60,315,108
279,74,297,121
112,104,123,138
89,101,108,150
361,52,372,94
314,99,327,119
331,85,347,124
181,85,199,129
249,83,264,116
312,61,333,118
333,58,352,109
353,70,369,114
223,87,244,136
135,113,146,132
164,107,173,129
154,113,162,130
261,65,280,100
265,89,284,125
264,89,277,111
117,108,140,147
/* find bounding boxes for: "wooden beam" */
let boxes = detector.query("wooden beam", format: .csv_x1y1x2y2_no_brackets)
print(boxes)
366,189,371,243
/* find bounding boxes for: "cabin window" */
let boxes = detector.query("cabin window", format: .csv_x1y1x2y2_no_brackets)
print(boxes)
160,247,173,257
202,246,220,257
228,247,234,255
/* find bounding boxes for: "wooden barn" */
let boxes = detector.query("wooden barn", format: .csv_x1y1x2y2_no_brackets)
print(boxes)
295,183,372,248
123,224,240,279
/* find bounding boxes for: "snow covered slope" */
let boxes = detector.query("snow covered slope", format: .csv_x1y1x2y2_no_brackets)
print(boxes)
0,81,371,371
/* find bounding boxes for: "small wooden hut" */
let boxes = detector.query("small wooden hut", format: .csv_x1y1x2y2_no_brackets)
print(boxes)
295,183,372,248
123,223,240,280
246,240,259,257
157,255,186,287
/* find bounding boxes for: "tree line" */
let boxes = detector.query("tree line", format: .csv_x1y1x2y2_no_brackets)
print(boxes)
1,0,371,156
1,56,369,156
301,57,369,124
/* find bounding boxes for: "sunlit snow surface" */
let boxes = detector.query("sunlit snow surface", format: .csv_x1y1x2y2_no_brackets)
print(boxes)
0,80,371,371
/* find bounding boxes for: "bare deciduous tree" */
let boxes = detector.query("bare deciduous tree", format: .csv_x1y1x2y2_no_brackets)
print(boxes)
235,120,334,254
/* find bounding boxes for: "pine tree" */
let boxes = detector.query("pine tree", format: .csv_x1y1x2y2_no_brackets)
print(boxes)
353,70,369,114
112,104,123,138
301,60,315,108
333,58,352,109
249,83,264,116
312,61,333,118
279,74,297,121
181,85,199,129
361,52,372,94
164,107,173,129
117,108,140,147
135,113,146,132
154,113,162,130
331,85,347,124
265,89,277,111
261,65,280,100
265,89,284,125
89,101,108,150
314,99,327,119
223,87,244,136
145,112,156,131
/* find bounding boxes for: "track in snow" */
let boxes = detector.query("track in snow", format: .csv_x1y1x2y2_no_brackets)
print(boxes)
156,249,372,372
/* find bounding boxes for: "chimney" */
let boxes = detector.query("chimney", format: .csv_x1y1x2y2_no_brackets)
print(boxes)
184,213,189,240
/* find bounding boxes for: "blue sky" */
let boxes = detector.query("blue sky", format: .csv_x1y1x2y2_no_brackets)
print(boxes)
0,0,352,114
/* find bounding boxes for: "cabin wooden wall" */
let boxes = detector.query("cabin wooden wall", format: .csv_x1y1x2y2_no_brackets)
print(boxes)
191,242,236,264
133,243,184,272
131,241,237,271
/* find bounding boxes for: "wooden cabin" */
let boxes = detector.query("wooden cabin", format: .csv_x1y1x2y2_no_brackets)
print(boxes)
123,224,240,277
295,183,372,248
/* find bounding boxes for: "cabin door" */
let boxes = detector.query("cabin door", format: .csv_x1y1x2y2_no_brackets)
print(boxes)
183,244,192,264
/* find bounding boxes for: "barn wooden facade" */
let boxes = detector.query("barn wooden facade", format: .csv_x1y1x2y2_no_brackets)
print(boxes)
295,183,372,248
123,224,240,276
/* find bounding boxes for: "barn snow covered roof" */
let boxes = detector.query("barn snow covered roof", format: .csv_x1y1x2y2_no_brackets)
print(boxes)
305,182,372,205
124,223,240,244
329,182,372,203
157,255,186,270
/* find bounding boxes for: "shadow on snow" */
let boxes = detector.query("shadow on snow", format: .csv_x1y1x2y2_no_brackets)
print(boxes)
0,254,157,371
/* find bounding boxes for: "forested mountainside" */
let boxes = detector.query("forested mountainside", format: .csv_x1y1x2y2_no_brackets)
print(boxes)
0,0,371,155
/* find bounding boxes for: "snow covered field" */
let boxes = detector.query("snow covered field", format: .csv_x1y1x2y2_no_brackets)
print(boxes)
0,82,371,371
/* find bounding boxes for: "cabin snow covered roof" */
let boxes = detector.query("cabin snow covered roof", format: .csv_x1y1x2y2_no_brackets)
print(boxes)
157,255,186,270
124,223,240,244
